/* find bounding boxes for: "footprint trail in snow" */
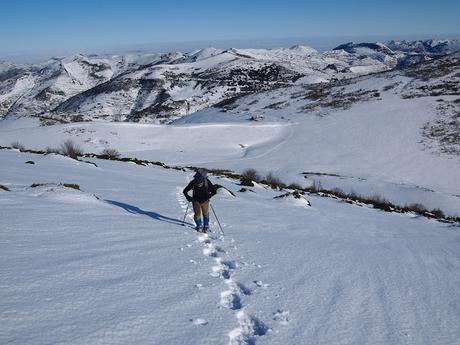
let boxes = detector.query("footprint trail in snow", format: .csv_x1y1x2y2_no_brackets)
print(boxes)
176,186,269,344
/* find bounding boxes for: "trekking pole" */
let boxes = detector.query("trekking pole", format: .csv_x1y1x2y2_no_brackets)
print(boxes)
182,202,190,225
210,203,225,236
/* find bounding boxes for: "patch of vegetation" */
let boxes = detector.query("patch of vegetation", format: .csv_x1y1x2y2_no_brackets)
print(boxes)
303,171,341,177
368,194,392,212
430,208,445,218
412,82,459,97
241,168,288,189
382,83,399,92
300,82,381,113
11,141,25,151
205,168,240,179
273,190,304,200
308,180,323,192
2,146,456,224
0,184,10,191
30,183,46,188
273,192,291,199
100,148,121,159
239,176,254,187
404,55,460,81
301,184,459,223
264,101,289,110
262,172,286,189
81,160,98,167
421,99,460,156
119,157,149,166
62,183,80,190
292,190,303,199
405,203,428,213
242,169,262,182
60,139,83,158
25,161,35,164
287,183,302,190
45,147,60,154
69,115,84,122
30,182,80,190
214,95,242,109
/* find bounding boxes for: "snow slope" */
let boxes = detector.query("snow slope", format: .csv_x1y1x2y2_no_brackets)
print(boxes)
1,40,459,345
1,149,460,345
1,68,459,216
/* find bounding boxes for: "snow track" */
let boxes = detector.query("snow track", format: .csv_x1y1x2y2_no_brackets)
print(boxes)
2,150,460,345
176,185,269,345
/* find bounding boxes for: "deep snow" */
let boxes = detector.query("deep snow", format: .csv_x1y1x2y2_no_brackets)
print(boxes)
1,46,460,344
1,149,460,345
1,78,459,217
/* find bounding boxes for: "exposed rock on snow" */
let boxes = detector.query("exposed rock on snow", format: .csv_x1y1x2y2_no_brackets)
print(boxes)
2,40,456,124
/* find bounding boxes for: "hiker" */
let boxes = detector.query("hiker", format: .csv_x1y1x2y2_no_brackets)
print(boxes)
183,169,217,232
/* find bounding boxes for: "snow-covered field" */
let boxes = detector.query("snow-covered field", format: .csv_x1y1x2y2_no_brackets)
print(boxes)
1,42,460,344
1,149,460,345
1,73,459,217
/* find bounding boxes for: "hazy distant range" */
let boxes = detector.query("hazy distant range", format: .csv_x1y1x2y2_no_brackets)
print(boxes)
2,34,460,64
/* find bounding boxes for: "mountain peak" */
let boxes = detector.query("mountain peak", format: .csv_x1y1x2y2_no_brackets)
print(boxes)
288,45,318,54
333,42,395,55
386,39,460,55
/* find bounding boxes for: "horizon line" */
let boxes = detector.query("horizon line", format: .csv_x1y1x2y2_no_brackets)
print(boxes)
1,33,459,64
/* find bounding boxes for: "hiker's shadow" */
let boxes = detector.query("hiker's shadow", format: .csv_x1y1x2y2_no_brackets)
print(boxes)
106,200,194,227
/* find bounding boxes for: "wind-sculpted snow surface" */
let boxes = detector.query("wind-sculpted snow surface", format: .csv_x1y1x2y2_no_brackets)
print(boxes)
1,149,460,345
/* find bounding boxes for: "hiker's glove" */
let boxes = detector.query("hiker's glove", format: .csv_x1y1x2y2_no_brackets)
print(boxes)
186,195,192,202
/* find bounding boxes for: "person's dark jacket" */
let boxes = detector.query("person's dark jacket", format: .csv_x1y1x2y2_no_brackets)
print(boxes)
183,178,216,203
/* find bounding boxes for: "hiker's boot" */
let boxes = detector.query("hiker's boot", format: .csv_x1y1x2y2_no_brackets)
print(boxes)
194,217,203,232
203,217,209,231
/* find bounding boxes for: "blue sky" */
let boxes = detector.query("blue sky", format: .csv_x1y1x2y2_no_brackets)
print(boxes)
1,0,459,55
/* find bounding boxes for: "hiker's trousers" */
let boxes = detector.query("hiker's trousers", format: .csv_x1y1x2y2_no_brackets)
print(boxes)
193,200,209,226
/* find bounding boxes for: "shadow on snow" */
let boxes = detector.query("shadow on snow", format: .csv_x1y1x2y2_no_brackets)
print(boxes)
106,199,194,228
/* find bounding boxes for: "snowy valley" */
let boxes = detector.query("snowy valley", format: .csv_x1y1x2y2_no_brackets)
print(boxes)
1,39,459,123
1,39,460,345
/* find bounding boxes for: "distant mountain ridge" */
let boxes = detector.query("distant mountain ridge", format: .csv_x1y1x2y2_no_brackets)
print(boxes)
0,39,458,124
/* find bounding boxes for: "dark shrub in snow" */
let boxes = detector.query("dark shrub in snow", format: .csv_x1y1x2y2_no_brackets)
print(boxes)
100,148,121,159
430,208,445,218
60,140,83,158
11,141,25,151
240,176,254,186
242,169,262,182
263,172,286,189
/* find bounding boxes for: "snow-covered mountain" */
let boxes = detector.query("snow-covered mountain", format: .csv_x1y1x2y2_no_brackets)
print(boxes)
1,51,459,216
386,38,460,55
1,39,458,124
1,39,460,345
387,39,460,66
